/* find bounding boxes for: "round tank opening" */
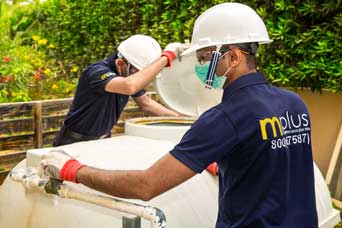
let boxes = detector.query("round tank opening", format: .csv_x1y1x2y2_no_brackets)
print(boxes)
135,119,194,126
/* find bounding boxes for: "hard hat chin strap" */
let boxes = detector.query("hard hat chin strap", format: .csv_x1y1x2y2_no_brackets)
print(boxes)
205,51,221,89
205,45,224,89
118,52,132,77
126,63,131,77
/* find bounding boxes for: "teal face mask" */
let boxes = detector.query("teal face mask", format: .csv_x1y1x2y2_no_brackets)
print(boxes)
194,63,226,89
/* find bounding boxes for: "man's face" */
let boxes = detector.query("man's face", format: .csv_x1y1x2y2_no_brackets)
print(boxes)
129,64,139,75
122,59,139,77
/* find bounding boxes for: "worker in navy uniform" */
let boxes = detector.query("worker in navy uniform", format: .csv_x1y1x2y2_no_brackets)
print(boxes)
41,3,318,227
53,35,182,146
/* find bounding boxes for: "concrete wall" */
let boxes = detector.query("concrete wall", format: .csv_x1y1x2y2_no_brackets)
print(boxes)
294,89,342,177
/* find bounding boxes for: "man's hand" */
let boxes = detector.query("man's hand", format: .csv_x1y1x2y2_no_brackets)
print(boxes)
40,149,85,183
162,42,183,67
165,42,183,56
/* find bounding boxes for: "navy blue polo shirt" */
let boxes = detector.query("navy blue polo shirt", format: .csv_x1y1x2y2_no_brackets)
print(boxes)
64,54,144,137
170,72,318,228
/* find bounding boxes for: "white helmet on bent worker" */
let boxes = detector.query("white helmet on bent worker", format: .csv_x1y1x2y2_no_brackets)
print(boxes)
118,35,162,70
182,2,273,56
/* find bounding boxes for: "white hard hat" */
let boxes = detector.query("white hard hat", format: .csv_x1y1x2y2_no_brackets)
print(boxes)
118,35,162,70
182,3,273,56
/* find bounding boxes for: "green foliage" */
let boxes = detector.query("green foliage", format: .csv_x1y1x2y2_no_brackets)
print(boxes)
0,33,76,102
0,1,76,102
0,0,341,103
0,38,38,102
256,0,342,92
38,0,341,92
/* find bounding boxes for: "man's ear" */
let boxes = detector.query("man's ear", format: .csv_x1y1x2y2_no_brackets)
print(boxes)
115,59,127,77
231,49,239,61
230,49,242,67
116,59,125,66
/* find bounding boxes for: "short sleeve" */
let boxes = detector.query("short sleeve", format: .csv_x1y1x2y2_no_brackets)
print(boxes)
131,89,145,97
170,108,238,173
89,71,117,94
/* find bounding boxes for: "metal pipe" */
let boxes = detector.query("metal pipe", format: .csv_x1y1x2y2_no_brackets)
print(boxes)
10,167,166,228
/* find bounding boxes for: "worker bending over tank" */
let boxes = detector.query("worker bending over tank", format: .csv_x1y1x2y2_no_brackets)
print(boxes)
40,3,318,227
53,35,181,146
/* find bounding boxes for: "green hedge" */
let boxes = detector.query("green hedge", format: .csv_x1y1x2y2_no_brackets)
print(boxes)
0,2,77,102
6,0,342,92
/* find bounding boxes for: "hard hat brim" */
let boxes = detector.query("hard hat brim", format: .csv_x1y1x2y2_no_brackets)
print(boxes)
181,38,273,56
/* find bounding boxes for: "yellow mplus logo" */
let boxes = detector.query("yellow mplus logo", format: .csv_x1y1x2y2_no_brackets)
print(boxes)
101,73,109,80
259,117,284,140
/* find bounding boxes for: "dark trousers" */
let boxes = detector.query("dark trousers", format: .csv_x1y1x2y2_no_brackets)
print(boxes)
53,126,111,147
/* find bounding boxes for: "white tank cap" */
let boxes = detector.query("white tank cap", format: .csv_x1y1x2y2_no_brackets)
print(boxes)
155,54,223,116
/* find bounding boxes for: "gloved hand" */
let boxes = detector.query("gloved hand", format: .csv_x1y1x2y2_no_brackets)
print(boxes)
162,42,183,67
206,162,218,176
40,149,85,183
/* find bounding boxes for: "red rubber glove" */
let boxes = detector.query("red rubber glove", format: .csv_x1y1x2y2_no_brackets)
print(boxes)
161,51,176,67
206,162,218,176
59,159,85,183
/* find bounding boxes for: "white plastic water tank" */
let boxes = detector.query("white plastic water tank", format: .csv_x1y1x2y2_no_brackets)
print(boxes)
125,116,196,143
314,163,341,227
0,136,339,228
0,136,219,228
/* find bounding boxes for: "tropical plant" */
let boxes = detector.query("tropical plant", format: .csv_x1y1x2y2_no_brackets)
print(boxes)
38,0,342,92
0,0,76,102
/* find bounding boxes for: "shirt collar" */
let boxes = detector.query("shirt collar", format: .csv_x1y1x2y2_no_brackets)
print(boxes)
106,53,118,72
222,72,268,100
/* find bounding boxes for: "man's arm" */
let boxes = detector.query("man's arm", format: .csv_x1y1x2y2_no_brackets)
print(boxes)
105,56,168,95
133,94,181,116
76,153,196,201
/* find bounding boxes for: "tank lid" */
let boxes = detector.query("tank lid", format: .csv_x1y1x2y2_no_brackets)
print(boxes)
154,54,223,116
